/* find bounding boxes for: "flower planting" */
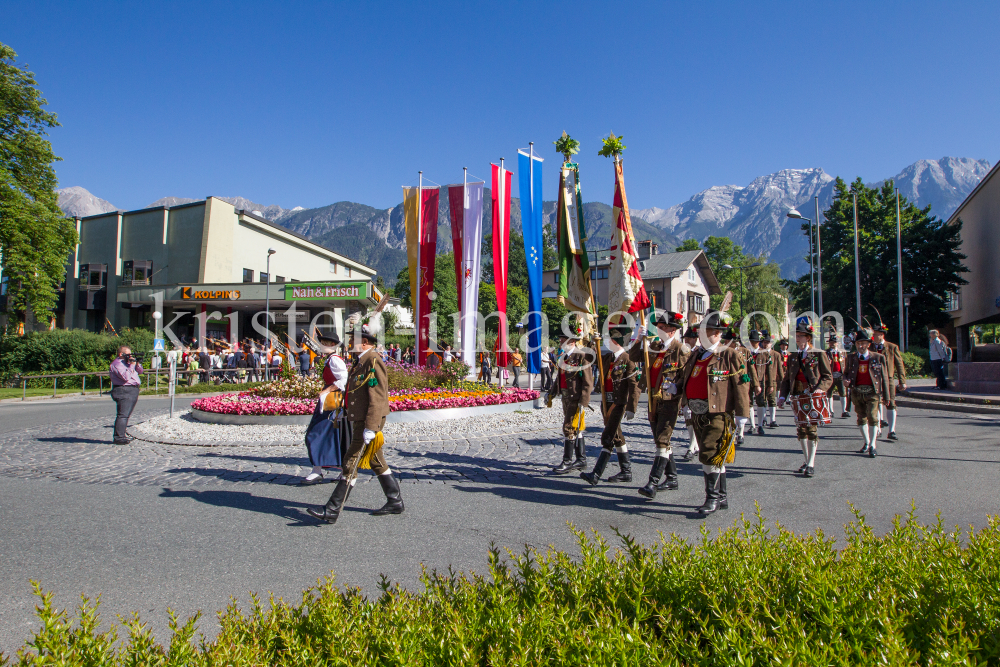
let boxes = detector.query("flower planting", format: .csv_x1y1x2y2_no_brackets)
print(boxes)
191,393,314,416
389,387,538,411
13,509,1000,665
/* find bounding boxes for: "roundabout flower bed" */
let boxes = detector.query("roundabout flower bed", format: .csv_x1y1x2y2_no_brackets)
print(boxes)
389,387,539,411
191,393,314,416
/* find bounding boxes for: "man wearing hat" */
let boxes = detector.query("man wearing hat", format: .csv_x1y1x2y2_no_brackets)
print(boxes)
844,327,891,456
778,317,833,478
871,324,906,440
724,326,758,445
300,333,349,485
552,328,595,474
308,325,402,523
621,311,691,498
758,331,784,429
581,326,641,486
748,329,777,434
674,311,748,515
826,331,849,418
680,326,702,462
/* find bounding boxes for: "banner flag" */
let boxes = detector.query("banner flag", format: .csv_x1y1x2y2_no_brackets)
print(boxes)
448,186,465,314
402,188,421,317
556,163,595,332
460,182,484,369
417,188,439,365
492,163,512,367
607,160,650,320
518,148,545,374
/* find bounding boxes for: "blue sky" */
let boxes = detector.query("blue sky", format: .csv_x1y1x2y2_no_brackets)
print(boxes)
5,1,998,211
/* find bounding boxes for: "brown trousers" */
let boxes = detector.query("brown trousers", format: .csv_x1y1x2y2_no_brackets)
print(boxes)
342,416,388,480
690,412,729,466
600,404,626,450
562,392,585,439
651,399,681,450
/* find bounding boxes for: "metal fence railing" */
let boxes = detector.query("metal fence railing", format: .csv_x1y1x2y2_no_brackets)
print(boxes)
10,368,268,401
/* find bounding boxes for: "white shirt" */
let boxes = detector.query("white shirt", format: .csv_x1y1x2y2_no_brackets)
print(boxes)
443,350,453,362
325,354,348,391
700,341,721,360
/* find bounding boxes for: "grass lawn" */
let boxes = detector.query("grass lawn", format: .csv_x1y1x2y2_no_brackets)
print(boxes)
0,387,89,400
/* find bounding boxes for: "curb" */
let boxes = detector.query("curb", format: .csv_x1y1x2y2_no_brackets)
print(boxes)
899,390,998,407
896,396,1000,416
0,391,231,405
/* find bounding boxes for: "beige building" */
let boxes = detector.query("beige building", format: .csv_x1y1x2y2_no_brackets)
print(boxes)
945,159,1000,360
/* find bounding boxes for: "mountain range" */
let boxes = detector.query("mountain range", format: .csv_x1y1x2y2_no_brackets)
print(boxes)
57,156,990,284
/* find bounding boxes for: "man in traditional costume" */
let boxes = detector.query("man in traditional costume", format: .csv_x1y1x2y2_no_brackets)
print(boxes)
680,326,702,461
778,318,833,478
826,332,849,418
308,325,402,523
725,327,758,445
673,312,748,515
872,323,906,440
750,330,781,433
552,330,595,474
844,327,891,457
581,327,641,485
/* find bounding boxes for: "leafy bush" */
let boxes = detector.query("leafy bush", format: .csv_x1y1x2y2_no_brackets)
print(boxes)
253,374,323,399
0,328,162,387
439,360,471,384
902,350,927,378
10,509,1000,665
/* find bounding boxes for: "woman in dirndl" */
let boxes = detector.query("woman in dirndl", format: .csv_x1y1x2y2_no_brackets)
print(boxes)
299,334,352,485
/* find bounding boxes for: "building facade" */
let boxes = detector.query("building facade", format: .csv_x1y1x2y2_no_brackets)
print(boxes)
56,196,376,343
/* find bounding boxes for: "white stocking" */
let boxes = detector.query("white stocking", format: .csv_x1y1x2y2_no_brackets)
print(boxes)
889,409,897,432
769,406,777,423
304,465,323,481
798,439,809,463
736,416,748,437
859,424,869,446
840,397,847,413
688,426,699,453
807,440,818,467
749,409,757,429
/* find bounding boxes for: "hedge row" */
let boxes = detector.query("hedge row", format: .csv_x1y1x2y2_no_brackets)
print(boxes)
7,509,999,665
0,328,160,387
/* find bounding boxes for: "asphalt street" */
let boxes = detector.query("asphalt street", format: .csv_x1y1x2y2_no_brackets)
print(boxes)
1,395,998,655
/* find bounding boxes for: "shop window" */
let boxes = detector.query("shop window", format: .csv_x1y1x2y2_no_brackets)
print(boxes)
260,272,269,283
243,269,254,283
123,260,152,286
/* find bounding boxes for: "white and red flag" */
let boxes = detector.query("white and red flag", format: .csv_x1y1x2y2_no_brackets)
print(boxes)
607,160,650,321
492,162,512,367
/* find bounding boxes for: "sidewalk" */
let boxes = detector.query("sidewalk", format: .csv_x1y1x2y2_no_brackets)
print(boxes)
897,378,1000,415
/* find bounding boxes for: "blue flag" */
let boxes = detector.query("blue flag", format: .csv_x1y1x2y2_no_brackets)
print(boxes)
518,148,544,375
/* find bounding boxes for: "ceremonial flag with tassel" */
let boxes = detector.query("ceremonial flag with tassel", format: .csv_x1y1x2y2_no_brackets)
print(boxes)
492,162,512,367
607,159,650,321
403,182,440,366
556,163,595,331
518,146,544,375
448,179,485,369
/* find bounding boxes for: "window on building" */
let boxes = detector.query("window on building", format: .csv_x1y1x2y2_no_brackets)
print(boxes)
243,269,254,283
590,268,609,280
79,264,107,289
688,294,705,314
276,276,285,284
946,290,961,311
329,261,337,273
260,272,269,283
688,267,697,283
123,260,152,285
345,266,351,277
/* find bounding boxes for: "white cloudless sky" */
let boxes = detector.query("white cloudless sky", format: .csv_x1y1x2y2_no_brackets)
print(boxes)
5,0,998,211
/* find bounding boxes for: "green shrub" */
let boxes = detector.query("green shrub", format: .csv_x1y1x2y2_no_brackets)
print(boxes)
9,508,1000,665
902,350,927,378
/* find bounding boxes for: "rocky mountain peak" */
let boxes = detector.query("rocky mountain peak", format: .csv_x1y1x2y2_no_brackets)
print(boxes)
56,186,118,218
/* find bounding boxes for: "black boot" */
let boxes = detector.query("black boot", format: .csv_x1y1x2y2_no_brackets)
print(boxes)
372,472,405,515
606,449,632,483
718,471,728,510
656,454,679,491
697,472,722,515
307,479,351,524
570,435,587,471
581,449,612,486
552,438,576,474
638,455,668,499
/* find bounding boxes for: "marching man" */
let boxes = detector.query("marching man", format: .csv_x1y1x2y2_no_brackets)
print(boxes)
581,326,640,485
872,323,906,440
844,327,891,457
680,326,702,461
308,325,402,524
673,312,748,515
725,327,759,444
626,311,692,498
778,317,833,478
551,328,595,474
750,330,781,432
826,331,849,418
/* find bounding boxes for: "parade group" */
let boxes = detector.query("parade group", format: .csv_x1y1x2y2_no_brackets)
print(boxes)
301,308,908,525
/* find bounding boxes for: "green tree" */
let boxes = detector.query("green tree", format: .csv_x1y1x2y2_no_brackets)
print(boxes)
0,43,77,325
700,236,786,325
785,177,967,337
393,255,458,344
675,239,701,252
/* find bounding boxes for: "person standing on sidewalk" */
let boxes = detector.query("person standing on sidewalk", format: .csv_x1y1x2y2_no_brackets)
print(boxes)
109,346,143,444
929,330,951,390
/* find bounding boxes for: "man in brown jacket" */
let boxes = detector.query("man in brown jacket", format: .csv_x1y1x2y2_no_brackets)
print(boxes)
674,312,749,515
630,311,692,498
752,331,782,430
872,324,906,440
844,327,891,457
581,326,641,486
552,332,595,474
308,325,401,524
778,318,833,478
725,328,759,444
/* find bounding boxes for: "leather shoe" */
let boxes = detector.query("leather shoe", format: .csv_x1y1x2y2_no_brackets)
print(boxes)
887,431,898,440
804,466,814,478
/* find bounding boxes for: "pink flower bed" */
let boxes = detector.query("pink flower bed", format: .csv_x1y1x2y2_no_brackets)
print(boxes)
191,393,314,416
389,388,539,412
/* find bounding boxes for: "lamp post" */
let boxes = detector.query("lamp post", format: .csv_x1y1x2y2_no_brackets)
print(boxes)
787,208,816,316
265,248,276,380
902,292,917,351
722,262,761,319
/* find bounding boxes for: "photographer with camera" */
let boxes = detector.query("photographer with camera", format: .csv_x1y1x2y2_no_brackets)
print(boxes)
109,345,143,444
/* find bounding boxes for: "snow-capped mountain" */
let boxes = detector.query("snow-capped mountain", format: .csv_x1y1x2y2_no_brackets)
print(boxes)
56,186,118,218
145,196,299,222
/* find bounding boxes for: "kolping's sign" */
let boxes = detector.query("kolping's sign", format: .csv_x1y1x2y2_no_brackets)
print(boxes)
285,282,368,300
181,287,240,300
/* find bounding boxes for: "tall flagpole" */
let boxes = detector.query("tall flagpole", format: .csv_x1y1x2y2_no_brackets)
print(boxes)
814,195,824,339
417,171,423,365
853,192,862,326
462,166,468,361
499,157,506,389
528,142,535,393
896,189,904,347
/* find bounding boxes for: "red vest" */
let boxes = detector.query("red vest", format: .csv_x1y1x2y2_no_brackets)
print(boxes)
686,357,711,400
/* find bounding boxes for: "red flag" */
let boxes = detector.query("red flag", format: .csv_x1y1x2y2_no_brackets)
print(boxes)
608,160,650,321
492,163,511,367
417,188,439,365
448,185,465,313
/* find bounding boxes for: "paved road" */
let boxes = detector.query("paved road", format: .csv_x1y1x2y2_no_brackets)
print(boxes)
1,395,998,654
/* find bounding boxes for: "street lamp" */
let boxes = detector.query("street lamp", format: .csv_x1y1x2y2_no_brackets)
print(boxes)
787,208,817,316
265,248,276,380
722,262,761,319
902,292,917,351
